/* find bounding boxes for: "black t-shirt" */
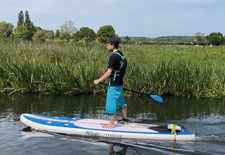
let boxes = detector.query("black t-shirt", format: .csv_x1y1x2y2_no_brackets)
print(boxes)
107,51,127,86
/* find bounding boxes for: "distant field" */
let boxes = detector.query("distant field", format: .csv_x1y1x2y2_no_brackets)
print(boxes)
0,41,224,98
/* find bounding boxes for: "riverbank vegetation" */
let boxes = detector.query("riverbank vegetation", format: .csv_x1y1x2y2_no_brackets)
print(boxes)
0,41,224,98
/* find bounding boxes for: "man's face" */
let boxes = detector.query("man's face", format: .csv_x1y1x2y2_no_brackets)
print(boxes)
107,43,114,52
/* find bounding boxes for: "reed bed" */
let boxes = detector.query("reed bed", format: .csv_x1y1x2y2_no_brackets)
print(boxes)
0,41,224,98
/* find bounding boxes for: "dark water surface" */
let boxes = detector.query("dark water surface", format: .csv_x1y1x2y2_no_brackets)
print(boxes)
0,94,224,155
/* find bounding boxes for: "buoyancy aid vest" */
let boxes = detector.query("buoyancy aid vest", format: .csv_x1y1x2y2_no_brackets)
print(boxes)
108,51,126,86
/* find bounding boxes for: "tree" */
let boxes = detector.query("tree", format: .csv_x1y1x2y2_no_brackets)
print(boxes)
17,10,24,26
0,21,14,38
44,30,54,40
73,27,96,42
32,30,54,42
96,25,116,43
224,36,225,45
32,30,46,42
59,32,71,41
206,32,224,45
24,11,34,30
195,32,207,45
55,29,60,38
24,10,35,40
14,25,30,40
122,36,131,43
34,26,41,31
60,20,77,37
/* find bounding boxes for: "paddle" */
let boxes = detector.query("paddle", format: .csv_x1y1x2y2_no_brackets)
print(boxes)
100,82,163,103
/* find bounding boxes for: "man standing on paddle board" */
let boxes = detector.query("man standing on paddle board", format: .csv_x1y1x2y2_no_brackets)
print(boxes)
94,38,128,128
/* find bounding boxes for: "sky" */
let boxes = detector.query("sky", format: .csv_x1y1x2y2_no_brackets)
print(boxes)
0,0,225,37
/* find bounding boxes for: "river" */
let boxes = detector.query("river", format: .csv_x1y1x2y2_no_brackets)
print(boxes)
0,94,224,154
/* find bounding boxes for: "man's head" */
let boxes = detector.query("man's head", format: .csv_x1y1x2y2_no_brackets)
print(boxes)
107,38,120,52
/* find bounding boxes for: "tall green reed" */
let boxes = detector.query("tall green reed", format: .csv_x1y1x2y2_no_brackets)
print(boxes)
0,41,224,98
123,45,225,98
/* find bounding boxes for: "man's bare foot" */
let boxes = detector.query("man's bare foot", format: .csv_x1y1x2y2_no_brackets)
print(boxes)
102,124,115,128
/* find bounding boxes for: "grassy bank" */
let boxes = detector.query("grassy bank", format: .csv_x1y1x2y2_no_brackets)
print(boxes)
0,41,224,98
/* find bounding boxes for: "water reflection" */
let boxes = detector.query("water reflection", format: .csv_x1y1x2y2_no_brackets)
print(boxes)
0,94,224,121
0,94,225,154
108,144,128,155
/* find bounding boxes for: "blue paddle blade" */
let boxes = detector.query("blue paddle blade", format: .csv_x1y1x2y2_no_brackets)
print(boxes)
150,95,163,103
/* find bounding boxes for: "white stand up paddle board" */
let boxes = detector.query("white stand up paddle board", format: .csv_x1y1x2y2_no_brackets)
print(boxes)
20,114,195,141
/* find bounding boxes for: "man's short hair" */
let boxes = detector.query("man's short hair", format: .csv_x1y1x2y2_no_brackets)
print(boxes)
107,38,120,48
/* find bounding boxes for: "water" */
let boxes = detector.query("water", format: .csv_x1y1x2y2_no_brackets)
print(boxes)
0,94,224,155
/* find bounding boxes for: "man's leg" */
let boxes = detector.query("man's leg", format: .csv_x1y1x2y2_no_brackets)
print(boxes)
102,114,116,128
104,86,116,128
121,106,127,119
118,106,129,124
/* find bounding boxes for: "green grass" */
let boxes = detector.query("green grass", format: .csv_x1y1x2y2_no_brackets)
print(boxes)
0,41,224,98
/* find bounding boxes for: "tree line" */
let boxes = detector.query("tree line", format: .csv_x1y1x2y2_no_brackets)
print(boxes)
0,10,117,43
0,10,225,45
121,32,225,46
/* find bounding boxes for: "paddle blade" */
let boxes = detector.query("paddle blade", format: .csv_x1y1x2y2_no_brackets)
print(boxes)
150,95,163,103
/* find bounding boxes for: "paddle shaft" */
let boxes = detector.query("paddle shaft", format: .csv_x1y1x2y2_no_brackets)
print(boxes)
100,82,149,96
99,82,163,103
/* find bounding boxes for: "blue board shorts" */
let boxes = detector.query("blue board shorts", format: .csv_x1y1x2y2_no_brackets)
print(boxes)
106,86,127,115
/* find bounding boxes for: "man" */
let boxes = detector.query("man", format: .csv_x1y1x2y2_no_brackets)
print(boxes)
94,38,128,128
